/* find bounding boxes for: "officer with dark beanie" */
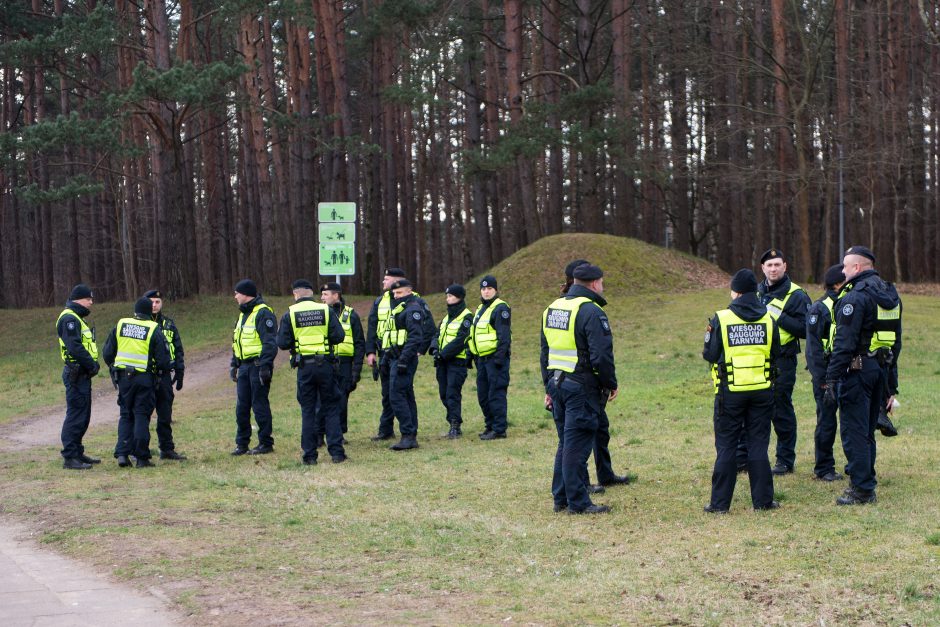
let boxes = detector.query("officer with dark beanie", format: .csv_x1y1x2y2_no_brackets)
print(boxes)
277,279,347,464
805,264,847,481
143,289,187,461
103,297,172,468
230,279,278,455
321,282,364,441
703,269,781,513
468,275,512,439
562,259,630,489
738,248,810,475
384,279,427,450
56,284,101,469
432,284,473,438
825,246,902,505
541,263,617,514
365,267,407,440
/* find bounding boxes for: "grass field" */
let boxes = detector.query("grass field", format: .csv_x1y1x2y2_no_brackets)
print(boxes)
1,234,938,625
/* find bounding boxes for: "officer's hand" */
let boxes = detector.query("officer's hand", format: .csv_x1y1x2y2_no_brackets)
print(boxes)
174,370,184,391
88,363,100,377
396,361,408,375
230,366,238,383
823,381,838,407
433,354,441,368
366,353,377,367
349,381,357,393
608,388,619,402
885,395,896,412
259,365,273,386
353,371,361,385
544,393,553,411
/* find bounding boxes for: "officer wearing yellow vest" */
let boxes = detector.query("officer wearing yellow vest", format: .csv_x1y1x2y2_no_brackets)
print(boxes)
468,275,511,440
805,264,847,482
102,297,172,468
56,283,101,470
432,284,473,439
384,279,428,450
276,279,347,464
738,248,811,475
321,281,364,441
824,246,902,505
230,279,278,456
143,289,187,461
365,267,407,441
541,264,618,515
703,269,781,513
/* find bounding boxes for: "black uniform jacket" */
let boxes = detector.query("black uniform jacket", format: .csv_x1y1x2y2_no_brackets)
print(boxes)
57,301,98,372
102,316,173,373
437,301,472,362
388,293,425,363
155,313,185,371
231,296,278,369
476,296,511,364
539,285,617,391
758,274,810,355
825,269,902,395
276,297,346,354
805,288,839,383
703,292,782,374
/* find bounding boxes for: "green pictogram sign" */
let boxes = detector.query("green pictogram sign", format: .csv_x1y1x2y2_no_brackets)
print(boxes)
319,222,355,243
318,202,356,223
319,243,356,275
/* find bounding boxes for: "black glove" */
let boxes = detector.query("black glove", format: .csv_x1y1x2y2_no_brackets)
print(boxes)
349,381,357,393
353,371,361,385
823,381,838,407
230,366,238,383
259,365,272,386
396,361,408,375
428,345,438,357
174,369,184,391
88,363,100,377
433,354,442,368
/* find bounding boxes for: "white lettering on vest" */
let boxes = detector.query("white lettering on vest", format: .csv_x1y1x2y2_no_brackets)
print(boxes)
545,308,571,330
726,323,766,347
120,323,149,340
295,310,326,327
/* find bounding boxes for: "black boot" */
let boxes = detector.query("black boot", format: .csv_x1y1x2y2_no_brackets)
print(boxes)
390,436,419,451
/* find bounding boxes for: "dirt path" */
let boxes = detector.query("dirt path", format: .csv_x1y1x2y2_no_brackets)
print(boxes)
0,347,233,452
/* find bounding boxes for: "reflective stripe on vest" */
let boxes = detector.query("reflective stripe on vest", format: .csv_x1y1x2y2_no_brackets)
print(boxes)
385,302,409,348
764,282,804,345
820,296,835,354
438,308,473,360
336,306,355,357
233,303,274,360
868,304,900,351
541,296,593,373
712,309,774,393
469,299,508,357
288,301,331,356
114,318,158,372
375,292,392,350
57,309,99,363
159,318,177,362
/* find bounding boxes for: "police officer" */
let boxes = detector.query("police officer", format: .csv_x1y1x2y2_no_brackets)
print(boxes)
541,264,617,514
143,289,187,461
825,246,902,505
365,267,407,441
384,279,426,450
277,279,347,464
56,283,101,470
739,248,810,475
703,269,781,513
561,260,631,489
230,279,278,456
805,265,846,481
103,297,172,468
468,275,511,440
433,284,473,438
321,282,364,441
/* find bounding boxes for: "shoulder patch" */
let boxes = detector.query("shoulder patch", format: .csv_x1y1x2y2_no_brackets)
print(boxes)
704,330,711,343
808,314,817,325
462,319,471,328
601,319,610,331
266,319,275,328
841,304,854,316
501,310,510,319
66,321,76,331
412,311,422,320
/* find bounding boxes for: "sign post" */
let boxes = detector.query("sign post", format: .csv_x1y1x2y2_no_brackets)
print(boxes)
318,202,356,283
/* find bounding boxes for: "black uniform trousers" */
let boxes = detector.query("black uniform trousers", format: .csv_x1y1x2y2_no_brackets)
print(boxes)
114,371,156,460
297,357,344,461
60,367,93,460
154,372,176,453
737,353,797,469
838,358,885,492
376,352,397,437
592,407,618,484
549,376,599,512
710,387,775,510
811,378,840,477
389,356,418,437
435,358,469,427
335,357,354,434
476,356,509,434
235,362,274,448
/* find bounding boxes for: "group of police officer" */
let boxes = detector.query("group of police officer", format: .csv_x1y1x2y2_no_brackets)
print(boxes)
55,244,902,515
703,245,902,512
